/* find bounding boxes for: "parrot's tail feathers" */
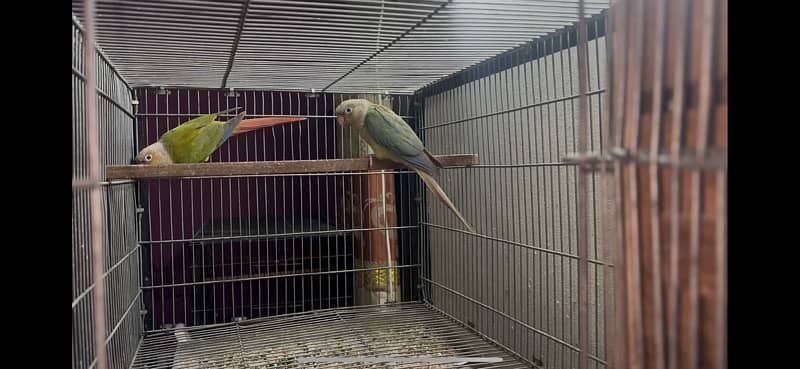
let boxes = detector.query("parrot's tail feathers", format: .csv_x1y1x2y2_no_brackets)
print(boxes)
404,153,440,177
232,116,306,136
423,148,445,169
417,170,476,234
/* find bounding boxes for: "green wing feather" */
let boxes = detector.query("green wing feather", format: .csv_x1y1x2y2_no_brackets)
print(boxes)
364,104,440,175
160,112,227,163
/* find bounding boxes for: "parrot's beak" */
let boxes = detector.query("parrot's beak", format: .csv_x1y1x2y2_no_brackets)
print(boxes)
336,115,345,127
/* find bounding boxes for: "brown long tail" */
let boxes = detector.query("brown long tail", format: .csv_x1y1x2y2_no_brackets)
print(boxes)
232,116,306,136
416,170,475,233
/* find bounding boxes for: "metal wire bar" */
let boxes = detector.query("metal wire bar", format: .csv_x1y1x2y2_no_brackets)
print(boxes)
69,3,635,368
72,1,608,93
143,264,422,291
72,68,136,119
134,89,423,330
83,1,108,367
420,88,605,131
73,9,141,369
72,244,140,309
71,14,132,90
220,0,251,88
131,303,530,369
599,2,616,367
424,278,607,366
575,1,590,368
424,222,611,267
321,0,452,92
418,14,610,369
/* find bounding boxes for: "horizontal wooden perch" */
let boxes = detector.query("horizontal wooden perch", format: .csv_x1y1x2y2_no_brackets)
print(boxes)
105,154,479,180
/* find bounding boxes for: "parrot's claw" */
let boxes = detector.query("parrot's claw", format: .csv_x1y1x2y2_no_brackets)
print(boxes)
367,155,374,169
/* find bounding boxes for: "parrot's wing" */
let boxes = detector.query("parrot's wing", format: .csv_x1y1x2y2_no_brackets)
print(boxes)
161,118,226,163
173,107,241,131
157,109,244,163
170,114,217,135
365,105,439,176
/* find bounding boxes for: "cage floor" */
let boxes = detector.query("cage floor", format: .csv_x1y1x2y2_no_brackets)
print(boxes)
131,303,530,368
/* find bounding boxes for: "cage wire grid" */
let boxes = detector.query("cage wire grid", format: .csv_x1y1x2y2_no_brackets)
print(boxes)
133,88,425,330
72,16,143,369
132,303,531,368
70,0,608,93
71,1,616,369
416,14,610,369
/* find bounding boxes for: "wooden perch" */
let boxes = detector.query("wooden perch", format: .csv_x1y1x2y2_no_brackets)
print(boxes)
105,154,479,180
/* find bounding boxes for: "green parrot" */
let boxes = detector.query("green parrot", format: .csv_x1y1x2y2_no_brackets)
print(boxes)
335,98,475,233
133,108,304,165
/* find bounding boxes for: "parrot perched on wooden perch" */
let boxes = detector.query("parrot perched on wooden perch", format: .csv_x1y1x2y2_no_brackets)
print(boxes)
133,107,305,165
335,98,475,233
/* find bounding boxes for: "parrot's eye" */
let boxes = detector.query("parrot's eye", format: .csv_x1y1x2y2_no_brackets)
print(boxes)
145,154,153,162
345,107,352,114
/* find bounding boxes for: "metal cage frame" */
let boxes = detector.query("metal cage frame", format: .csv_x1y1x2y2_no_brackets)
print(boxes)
72,5,613,368
72,0,728,369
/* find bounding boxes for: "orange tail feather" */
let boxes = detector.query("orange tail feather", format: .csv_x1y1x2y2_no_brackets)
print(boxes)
232,116,306,136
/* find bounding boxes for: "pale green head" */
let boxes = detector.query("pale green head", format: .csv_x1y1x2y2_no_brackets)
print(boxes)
133,141,173,165
334,99,371,129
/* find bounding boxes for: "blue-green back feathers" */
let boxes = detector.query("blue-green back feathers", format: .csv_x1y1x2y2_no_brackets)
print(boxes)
364,104,441,176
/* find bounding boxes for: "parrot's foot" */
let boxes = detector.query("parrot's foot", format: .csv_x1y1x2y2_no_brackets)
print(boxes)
367,154,374,169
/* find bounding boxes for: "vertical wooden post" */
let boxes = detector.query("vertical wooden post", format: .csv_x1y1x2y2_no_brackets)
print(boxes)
337,94,400,305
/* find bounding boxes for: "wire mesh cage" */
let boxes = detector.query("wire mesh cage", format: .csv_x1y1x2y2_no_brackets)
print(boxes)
134,89,424,331
71,16,142,369
71,1,726,369
415,15,611,368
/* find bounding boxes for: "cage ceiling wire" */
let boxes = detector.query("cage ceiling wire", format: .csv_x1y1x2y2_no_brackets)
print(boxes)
70,0,608,94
